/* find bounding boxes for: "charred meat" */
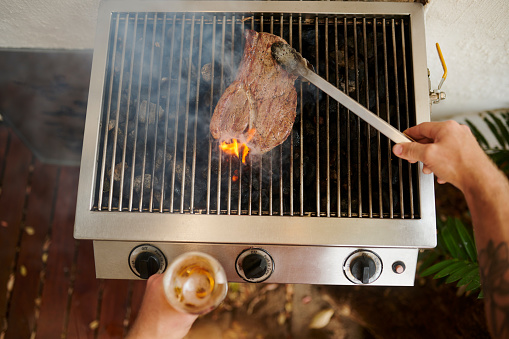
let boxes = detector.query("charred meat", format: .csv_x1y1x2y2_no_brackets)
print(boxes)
210,30,298,155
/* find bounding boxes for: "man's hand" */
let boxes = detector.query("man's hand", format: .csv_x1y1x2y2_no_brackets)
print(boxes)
127,274,198,339
392,120,491,192
393,120,509,338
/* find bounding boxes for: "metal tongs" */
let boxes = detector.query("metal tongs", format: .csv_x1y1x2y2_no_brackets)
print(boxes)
271,42,412,144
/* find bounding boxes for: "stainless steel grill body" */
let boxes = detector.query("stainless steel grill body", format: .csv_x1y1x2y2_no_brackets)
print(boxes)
75,1,436,286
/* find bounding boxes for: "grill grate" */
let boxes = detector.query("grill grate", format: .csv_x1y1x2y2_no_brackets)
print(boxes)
94,12,420,218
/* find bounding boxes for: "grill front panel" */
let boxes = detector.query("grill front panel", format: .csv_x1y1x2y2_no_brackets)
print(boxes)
94,12,420,219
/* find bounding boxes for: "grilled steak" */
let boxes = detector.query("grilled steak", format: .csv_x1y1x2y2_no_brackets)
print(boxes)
210,30,298,155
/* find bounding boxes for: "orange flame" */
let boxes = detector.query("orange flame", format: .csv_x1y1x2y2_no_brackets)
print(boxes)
219,139,240,157
218,129,256,164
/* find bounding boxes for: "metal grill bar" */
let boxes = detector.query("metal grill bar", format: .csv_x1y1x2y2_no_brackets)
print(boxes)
190,17,205,214
401,18,415,219
139,13,157,211
95,12,420,219
152,13,167,213
238,16,245,217
382,18,393,218
170,15,185,212
249,17,255,216
227,16,233,216
299,15,304,217
289,14,294,217
98,13,120,211
373,18,384,218
363,18,373,218
161,14,176,213
258,157,262,216
148,13,164,212
280,14,285,217
391,19,404,219
325,18,331,218
335,17,341,217
180,15,195,214
230,16,236,216
216,16,226,215
206,16,216,214
353,18,362,218
344,17,351,218
119,13,139,212
315,17,320,217
268,17,273,217
110,13,129,211
129,14,146,211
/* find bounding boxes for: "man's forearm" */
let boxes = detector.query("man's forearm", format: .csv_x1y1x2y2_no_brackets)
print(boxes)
462,164,509,338
391,121,509,337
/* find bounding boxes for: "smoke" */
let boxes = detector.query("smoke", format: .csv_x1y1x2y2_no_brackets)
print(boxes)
96,11,419,218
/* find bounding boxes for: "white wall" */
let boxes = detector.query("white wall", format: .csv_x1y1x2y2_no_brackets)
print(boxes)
1,0,508,119
425,0,509,119
0,0,100,50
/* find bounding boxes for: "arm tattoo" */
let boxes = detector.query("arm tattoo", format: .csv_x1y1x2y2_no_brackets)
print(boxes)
479,240,509,338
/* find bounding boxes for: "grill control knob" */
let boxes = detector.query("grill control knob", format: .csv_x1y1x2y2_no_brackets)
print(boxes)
350,256,376,284
135,252,161,279
242,253,268,280
236,248,274,283
129,244,167,279
343,250,382,285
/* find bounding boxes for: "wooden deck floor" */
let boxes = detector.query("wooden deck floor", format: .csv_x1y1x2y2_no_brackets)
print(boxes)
0,122,146,339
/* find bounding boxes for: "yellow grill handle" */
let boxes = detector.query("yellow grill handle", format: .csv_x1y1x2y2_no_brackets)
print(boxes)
436,43,447,90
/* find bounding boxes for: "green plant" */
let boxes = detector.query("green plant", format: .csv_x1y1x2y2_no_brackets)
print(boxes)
419,217,482,298
465,110,509,176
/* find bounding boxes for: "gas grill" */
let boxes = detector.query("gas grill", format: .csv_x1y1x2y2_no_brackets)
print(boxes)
75,1,436,285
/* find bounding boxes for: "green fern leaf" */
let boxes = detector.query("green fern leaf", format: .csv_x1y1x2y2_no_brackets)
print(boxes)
434,261,468,279
483,115,505,149
420,259,459,277
478,289,484,299
454,218,477,262
465,119,490,149
490,150,509,161
442,218,469,260
441,223,461,259
435,217,452,253
487,112,509,149
465,275,481,292
417,250,441,274
456,267,480,288
503,111,509,127
489,150,509,176
445,263,477,284
447,219,469,260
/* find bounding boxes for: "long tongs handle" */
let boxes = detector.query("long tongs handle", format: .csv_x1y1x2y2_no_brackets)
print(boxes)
300,69,413,144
